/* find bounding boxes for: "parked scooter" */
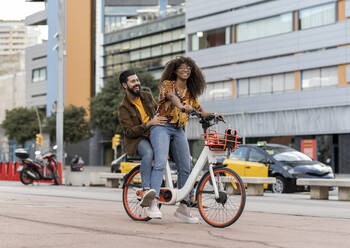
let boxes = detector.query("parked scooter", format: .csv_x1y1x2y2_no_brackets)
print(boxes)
15,146,60,185
70,155,84,172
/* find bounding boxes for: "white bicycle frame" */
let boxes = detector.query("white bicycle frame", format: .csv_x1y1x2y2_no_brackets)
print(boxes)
161,146,229,205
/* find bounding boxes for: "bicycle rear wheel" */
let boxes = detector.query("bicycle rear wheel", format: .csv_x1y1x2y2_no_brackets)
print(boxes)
196,167,246,228
122,166,151,221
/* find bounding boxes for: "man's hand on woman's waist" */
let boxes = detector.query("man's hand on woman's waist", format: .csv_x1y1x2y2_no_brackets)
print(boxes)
146,114,168,129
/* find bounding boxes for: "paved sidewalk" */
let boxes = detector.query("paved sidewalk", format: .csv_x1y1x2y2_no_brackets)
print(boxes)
0,181,349,219
0,181,350,248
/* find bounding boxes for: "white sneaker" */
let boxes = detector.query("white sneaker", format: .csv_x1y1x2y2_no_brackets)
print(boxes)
140,189,156,207
147,199,162,219
174,203,199,224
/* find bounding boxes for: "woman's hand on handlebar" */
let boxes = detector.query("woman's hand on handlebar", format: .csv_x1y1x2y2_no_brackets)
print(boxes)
215,113,225,123
202,112,224,122
190,110,225,123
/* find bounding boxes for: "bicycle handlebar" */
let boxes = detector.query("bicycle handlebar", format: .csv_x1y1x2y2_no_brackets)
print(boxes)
190,110,225,133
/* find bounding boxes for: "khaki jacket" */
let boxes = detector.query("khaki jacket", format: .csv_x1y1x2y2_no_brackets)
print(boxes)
118,91,157,156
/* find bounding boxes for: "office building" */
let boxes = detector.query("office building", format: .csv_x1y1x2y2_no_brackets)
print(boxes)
104,12,185,81
186,0,350,173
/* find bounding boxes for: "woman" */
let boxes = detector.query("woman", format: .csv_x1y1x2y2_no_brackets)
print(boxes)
147,56,223,223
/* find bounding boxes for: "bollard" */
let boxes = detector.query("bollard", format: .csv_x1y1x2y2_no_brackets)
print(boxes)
58,162,62,184
7,162,14,181
13,162,20,181
0,162,6,180
2,162,9,181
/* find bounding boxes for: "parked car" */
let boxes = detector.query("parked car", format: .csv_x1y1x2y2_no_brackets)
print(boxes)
111,153,177,174
111,154,139,173
222,143,334,193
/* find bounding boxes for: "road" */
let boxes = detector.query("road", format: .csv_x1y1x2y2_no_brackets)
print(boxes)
0,181,350,248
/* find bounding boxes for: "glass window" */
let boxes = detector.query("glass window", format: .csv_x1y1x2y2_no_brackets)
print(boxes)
114,64,122,73
214,81,232,100
105,65,113,77
284,72,295,91
237,13,293,42
130,39,140,49
172,41,182,52
105,55,113,66
151,45,162,57
238,72,295,97
172,28,185,40
321,67,337,87
302,67,338,90
162,43,172,54
121,41,130,50
141,36,151,47
272,74,284,93
249,77,260,96
248,149,266,163
300,3,336,30
161,55,172,66
238,79,249,97
191,34,199,51
302,68,320,89
260,76,272,94
122,63,130,71
113,55,121,64
150,58,162,68
120,53,130,63
181,40,186,50
190,27,229,51
230,146,249,160
32,67,47,82
140,48,151,59
130,50,140,61
200,81,232,101
152,33,162,44
163,31,172,42
226,27,231,44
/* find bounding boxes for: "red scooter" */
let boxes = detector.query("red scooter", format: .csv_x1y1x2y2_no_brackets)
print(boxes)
15,147,60,185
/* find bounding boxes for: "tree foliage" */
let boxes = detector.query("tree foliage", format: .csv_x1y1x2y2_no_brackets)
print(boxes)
1,107,42,145
44,105,91,144
90,69,157,140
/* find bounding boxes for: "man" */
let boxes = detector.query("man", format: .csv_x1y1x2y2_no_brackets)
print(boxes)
118,70,167,207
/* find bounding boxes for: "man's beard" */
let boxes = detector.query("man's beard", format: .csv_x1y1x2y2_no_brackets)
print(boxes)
127,85,141,97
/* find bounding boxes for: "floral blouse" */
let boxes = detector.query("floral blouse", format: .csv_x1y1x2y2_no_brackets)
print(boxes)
157,80,201,128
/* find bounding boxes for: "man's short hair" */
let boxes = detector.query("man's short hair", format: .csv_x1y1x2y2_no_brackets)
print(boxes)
119,70,136,86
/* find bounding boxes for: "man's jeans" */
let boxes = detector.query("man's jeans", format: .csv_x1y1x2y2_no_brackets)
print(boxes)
150,123,192,201
137,138,153,190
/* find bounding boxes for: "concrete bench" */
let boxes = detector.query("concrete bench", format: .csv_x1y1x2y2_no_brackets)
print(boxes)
99,173,126,188
242,177,276,196
297,179,350,200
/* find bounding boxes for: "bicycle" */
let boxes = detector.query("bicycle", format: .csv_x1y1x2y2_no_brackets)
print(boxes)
122,112,246,228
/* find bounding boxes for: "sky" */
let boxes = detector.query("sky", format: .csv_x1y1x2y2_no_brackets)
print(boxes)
0,0,45,21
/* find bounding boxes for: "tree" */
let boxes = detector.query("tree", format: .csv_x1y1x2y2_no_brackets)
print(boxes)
1,107,42,145
44,105,91,144
90,69,157,140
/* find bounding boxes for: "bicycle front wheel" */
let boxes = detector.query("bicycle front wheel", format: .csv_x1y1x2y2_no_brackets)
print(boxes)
196,167,246,228
122,166,151,221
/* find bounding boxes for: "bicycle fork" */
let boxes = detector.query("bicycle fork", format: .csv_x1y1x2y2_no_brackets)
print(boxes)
208,163,220,199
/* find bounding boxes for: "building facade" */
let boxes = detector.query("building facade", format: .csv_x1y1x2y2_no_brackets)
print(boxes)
25,1,47,111
0,20,27,56
0,18,43,160
186,0,350,173
104,12,185,81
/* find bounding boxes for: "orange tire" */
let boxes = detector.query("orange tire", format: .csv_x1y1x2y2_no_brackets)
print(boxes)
122,166,151,221
196,167,246,228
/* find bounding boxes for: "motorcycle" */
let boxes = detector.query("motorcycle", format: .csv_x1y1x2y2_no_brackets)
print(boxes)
70,154,84,172
15,146,60,185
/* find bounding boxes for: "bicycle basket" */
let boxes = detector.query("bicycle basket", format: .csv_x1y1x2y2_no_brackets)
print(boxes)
202,129,240,151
